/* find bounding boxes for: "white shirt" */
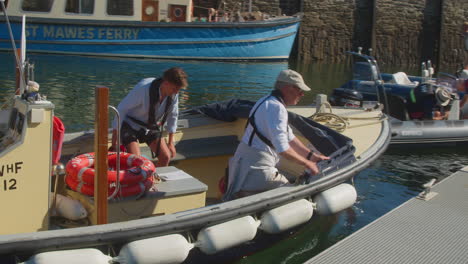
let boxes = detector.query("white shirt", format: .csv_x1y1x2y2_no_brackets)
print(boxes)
241,95,295,160
112,78,179,133
460,69,468,79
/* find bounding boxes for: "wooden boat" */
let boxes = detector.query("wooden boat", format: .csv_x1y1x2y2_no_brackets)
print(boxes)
0,0,300,60
330,50,468,147
0,14,390,263
0,88,390,262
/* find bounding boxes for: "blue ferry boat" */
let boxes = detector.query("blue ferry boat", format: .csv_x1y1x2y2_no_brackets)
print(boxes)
0,0,301,60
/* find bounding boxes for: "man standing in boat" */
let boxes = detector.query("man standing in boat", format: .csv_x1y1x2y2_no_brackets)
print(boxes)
111,67,188,167
223,70,328,200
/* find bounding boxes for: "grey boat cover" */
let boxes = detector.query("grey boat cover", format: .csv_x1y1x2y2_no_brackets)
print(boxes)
184,99,356,181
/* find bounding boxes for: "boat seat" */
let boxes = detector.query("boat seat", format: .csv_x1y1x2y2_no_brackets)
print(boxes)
140,135,239,162
392,72,419,86
148,166,208,198
174,135,238,161
66,166,208,224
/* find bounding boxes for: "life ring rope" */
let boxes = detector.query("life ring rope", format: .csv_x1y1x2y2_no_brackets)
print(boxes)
65,152,156,198
65,175,153,198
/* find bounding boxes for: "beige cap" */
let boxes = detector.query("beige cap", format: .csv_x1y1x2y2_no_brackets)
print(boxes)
435,87,451,106
276,69,311,91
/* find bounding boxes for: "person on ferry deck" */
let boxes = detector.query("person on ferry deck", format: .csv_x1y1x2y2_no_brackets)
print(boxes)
111,67,188,167
223,70,329,201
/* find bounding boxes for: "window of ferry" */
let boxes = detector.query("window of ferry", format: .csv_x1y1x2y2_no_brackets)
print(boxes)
107,0,133,16
65,0,94,14
22,0,54,12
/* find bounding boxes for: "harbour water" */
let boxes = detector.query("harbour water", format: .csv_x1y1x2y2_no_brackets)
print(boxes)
1,53,467,263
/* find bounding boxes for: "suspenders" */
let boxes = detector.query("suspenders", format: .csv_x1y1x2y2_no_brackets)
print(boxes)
127,78,174,159
246,93,288,149
148,78,173,130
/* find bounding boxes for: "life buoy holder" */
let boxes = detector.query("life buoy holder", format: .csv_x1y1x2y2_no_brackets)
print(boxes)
66,152,156,185
65,175,153,198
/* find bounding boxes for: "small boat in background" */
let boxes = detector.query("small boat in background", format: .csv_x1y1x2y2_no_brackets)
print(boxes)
0,0,300,60
338,48,437,101
330,49,468,147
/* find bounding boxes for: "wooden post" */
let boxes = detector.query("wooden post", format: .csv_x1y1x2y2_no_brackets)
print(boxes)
94,86,109,225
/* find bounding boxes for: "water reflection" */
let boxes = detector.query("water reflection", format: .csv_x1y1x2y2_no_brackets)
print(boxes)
0,53,288,132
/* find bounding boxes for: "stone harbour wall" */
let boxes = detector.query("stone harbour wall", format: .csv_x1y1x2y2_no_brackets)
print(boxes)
373,0,428,66
194,0,467,67
439,0,468,67
299,0,357,63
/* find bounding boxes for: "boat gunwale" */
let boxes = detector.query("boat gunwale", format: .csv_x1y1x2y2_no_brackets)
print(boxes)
0,49,291,61
0,32,296,45
0,15,301,28
0,114,391,255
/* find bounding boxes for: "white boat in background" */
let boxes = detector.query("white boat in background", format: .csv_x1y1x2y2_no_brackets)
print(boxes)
0,8,391,264
0,0,301,60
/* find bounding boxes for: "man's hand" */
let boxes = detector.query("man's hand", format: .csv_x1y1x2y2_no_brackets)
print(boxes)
304,160,319,175
310,152,330,162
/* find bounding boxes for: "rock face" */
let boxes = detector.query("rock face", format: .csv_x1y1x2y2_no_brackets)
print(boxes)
194,0,467,67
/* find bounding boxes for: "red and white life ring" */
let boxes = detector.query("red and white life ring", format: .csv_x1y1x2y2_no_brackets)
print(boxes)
65,152,156,197
66,152,155,185
65,175,153,197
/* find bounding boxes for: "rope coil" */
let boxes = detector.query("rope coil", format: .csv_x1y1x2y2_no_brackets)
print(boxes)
309,102,387,132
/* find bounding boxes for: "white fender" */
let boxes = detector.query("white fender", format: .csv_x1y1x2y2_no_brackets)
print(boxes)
23,248,111,264
51,193,88,220
114,234,193,264
196,216,260,255
313,183,357,215
259,199,314,234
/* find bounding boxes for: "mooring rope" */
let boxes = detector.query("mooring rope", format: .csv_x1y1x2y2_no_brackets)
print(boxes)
309,102,387,132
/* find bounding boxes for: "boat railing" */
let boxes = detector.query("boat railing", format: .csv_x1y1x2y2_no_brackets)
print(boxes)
108,105,121,200
347,48,390,114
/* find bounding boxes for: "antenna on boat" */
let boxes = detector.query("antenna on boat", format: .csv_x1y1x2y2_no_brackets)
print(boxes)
421,62,429,83
427,60,434,79
1,1,27,95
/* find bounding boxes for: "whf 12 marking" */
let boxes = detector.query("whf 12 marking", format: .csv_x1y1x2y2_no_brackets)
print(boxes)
0,162,23,192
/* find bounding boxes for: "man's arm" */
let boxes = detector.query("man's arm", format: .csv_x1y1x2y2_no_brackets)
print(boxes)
280,147,319,175
165,95,179,158
289,137,330,162
166,132,176,158
289,137,310,157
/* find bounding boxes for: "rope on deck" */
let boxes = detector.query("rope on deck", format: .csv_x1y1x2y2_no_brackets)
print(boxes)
309,102,387,132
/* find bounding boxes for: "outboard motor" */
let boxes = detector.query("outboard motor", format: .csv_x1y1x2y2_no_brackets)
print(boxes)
329,88,364,108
